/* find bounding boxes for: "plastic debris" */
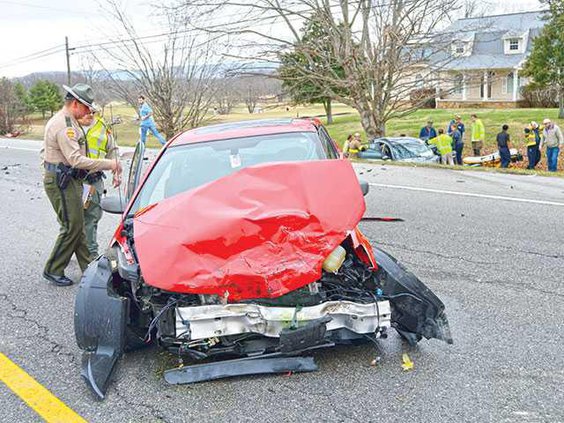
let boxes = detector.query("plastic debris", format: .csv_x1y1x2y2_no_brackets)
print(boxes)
401,353,414,371
370,356,382,367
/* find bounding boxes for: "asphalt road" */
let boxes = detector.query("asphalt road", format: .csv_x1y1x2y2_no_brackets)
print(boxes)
1,138,563,423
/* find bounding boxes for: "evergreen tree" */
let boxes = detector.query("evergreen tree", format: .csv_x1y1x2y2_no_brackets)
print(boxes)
522,1,564,117
278,14,345,124
28,80,63,118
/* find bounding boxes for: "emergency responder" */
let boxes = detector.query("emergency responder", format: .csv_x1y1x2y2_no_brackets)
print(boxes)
345,132,364,158
496,124,512,168
419,118,437,142
470,114,485,156
138,95,166,145
530,121,542,168
78,109,120,260
524,124,540,169
41,83,122,286
428,128,454,165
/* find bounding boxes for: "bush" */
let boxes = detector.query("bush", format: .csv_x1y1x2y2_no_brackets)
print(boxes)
520,84,559,108
410,88,436,109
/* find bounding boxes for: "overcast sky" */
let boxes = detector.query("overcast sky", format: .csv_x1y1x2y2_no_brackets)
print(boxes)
0,0,544,78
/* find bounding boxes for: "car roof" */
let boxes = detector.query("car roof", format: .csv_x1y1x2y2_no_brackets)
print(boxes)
171,118,321,146
375,137,423,144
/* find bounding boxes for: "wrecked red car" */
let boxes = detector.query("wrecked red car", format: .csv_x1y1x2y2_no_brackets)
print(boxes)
74,118,452,399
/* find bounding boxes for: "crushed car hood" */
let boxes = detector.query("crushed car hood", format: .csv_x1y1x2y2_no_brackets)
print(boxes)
133,160,366,301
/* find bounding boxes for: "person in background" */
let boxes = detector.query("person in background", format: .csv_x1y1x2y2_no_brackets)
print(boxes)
496,124,512,168
524,123,541,170
447,114,465,141
540,118,563,172
342,134,353,157
348,132,364,157
138,95,166,145
419,118,437,142
470,114,485,156
428,128,454,165
530,121,542,168
78,109,120,260
450,123,463,165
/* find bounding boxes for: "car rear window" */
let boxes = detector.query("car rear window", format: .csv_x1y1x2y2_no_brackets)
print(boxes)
131,131,328,212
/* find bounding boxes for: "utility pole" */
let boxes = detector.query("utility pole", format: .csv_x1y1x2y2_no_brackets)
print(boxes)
65,36,71,85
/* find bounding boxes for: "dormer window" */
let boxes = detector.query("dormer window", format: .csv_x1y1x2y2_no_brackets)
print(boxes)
504,36,524,54
452,41,466,56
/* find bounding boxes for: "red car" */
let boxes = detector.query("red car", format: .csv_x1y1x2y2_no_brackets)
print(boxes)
75,118,452,399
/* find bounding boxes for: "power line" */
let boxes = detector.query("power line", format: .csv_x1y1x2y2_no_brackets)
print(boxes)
0,1,414,72
0,0,91,15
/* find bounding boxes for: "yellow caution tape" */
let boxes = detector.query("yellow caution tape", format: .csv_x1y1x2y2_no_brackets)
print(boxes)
0,352,87,423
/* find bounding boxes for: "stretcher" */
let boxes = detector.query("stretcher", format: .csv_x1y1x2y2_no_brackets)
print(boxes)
463,148,522,167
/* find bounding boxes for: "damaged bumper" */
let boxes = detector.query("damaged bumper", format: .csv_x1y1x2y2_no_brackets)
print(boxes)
175,300,391,340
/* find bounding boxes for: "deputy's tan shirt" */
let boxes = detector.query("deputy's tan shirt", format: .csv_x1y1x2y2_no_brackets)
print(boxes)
41,109,114,172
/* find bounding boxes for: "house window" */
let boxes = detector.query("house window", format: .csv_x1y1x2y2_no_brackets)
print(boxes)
503,72,514,94
452,42,465,55
415,73,424,88
453,74,463,95
509,39,520,51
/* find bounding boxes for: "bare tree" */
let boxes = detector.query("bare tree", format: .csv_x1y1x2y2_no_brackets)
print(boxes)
79,57,114,109
458,0,493,18
179,0,459,137
82,0,231,139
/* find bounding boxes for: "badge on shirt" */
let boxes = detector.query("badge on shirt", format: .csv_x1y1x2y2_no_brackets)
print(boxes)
66,127,77,140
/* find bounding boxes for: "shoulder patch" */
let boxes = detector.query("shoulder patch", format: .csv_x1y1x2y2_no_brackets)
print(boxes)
66,127,77,139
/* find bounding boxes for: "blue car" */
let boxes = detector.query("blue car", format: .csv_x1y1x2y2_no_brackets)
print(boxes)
358,137,440,163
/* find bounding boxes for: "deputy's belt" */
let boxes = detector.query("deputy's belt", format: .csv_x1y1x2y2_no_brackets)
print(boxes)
44,162,88,180
44,162,60,173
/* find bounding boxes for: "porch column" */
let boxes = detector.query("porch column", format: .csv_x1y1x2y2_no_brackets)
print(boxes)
482,71,488,101
512,68,519,101
462,73,467,101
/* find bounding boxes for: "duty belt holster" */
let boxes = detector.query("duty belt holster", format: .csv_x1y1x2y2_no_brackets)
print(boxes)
44,162,88,190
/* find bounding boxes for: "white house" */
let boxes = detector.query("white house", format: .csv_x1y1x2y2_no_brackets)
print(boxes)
435,11,546,108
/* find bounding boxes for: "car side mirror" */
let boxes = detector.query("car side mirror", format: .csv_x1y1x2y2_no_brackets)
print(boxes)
101,195,126,215
359,179,369,196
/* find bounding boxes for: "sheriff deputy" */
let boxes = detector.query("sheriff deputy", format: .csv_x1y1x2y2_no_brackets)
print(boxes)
41,83,122,287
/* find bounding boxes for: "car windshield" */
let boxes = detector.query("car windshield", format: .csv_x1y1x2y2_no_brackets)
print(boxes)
131,131,328,213
392,142,433,159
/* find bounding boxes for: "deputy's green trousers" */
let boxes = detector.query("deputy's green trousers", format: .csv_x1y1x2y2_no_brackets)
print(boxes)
83,179,104,260
43,172,90,276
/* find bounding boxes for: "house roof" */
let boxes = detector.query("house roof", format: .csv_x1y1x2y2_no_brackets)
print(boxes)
445,11,545,34
438,10,547,71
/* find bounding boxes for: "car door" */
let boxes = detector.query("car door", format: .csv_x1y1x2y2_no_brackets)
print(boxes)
126,141,147,202
317,126,339,159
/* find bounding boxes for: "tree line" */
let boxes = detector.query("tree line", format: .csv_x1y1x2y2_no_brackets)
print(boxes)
0,79,62,135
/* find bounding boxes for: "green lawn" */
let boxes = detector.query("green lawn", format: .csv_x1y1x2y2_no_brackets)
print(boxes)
19,103,564,171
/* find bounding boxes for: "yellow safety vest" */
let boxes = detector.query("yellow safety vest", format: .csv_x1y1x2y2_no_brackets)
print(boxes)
86,117,110,159
429,134,453,155
525,132,537,147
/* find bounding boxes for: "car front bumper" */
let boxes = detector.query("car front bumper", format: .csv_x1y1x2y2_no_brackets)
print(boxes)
175,300,391,340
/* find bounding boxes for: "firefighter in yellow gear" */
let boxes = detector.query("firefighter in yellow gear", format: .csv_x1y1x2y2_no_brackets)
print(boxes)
78,110,120,259
428,128,454,165
525,122,541,169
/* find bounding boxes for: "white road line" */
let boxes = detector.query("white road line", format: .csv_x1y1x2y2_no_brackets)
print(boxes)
369,182,564,207
1,146,40,152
